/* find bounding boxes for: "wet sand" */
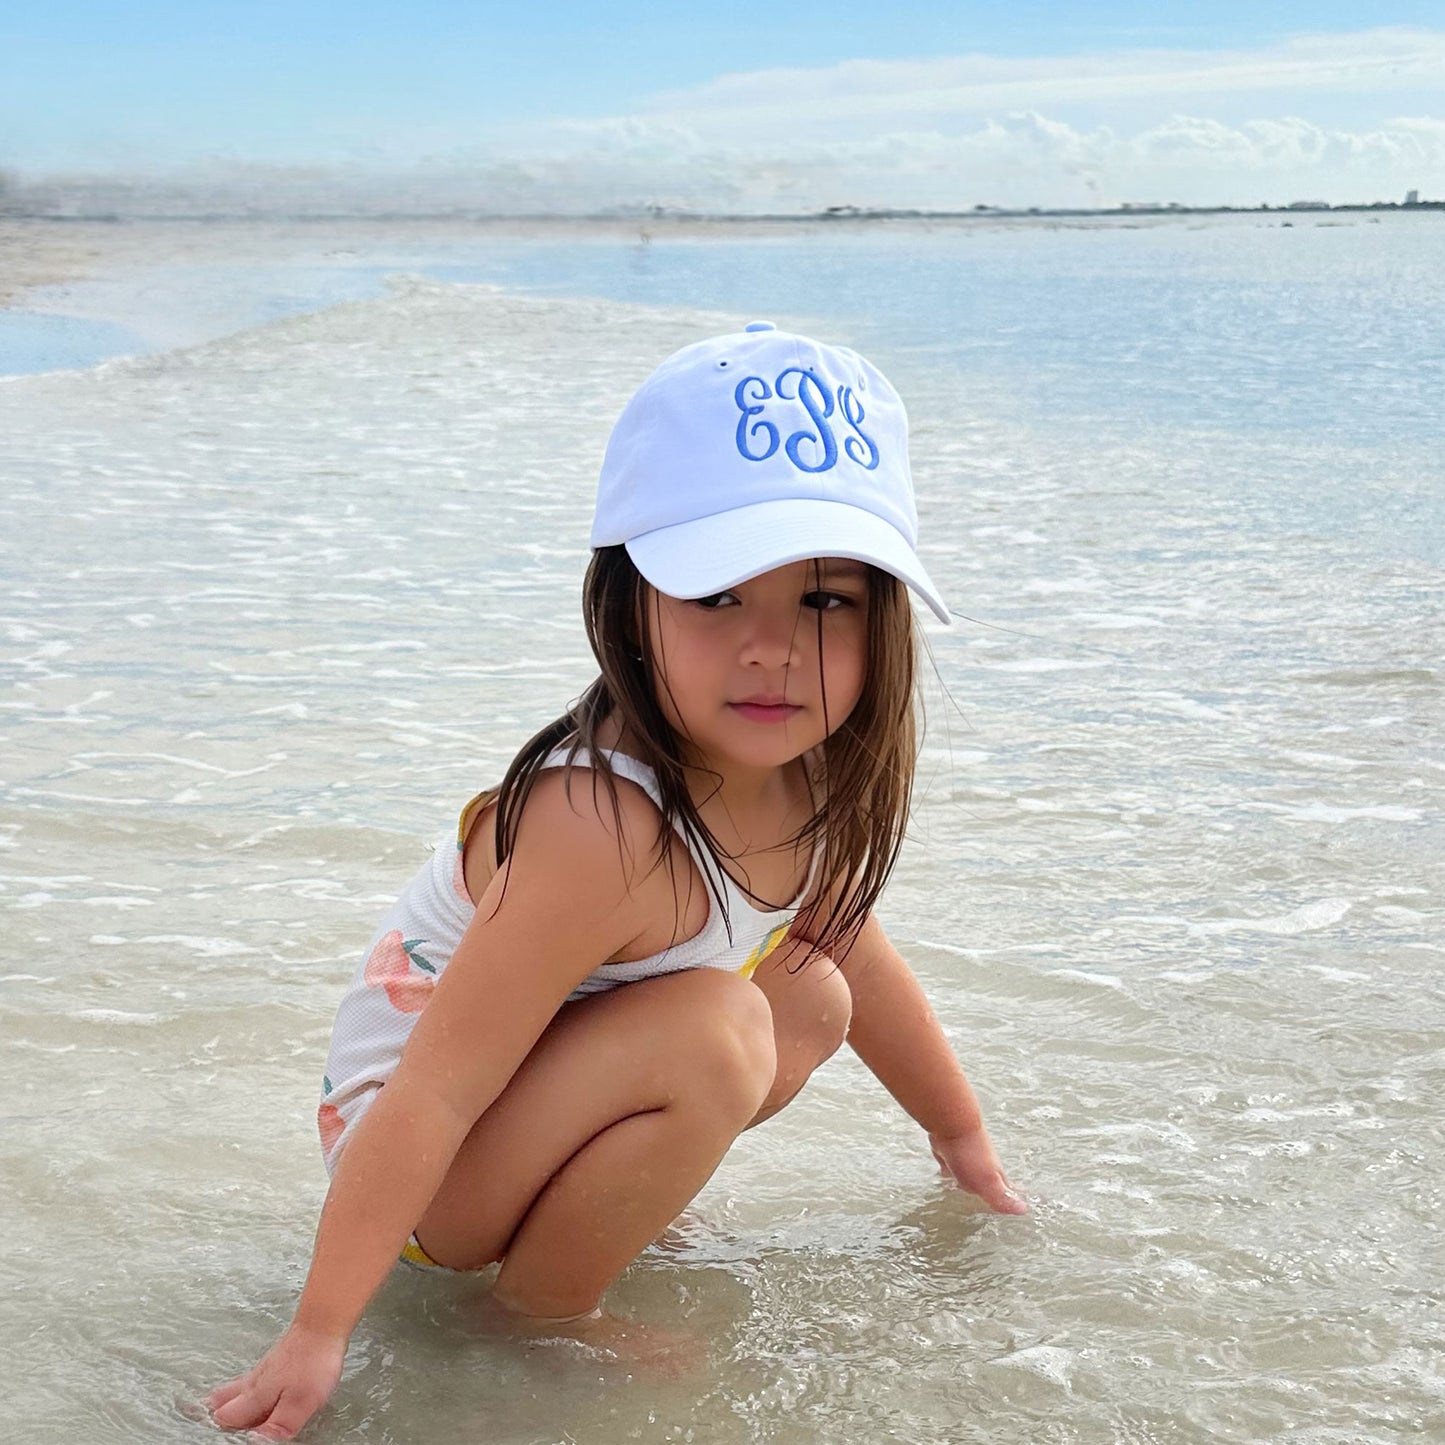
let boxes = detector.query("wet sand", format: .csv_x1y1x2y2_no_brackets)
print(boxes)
0,207,1201,314
0,218,108,305
0,213,837,310
0,211,912,371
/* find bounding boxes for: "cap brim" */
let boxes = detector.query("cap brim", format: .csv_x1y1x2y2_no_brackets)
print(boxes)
624,497,952,625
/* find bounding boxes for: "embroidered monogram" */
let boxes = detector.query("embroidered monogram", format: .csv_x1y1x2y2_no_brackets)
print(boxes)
733,368,880,474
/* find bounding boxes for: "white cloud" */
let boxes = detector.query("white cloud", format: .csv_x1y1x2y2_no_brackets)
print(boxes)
25,109,1443,215
639,27,1445,136
492,27,1445,209
491,110,1443,212
16,29,1445,214
547,116,707,158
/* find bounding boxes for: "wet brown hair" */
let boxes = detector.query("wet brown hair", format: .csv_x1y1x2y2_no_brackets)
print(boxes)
492,546,918,959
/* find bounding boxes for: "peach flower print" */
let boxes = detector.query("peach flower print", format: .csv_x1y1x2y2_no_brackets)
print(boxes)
364,930,439,1014
317,1101,345,1158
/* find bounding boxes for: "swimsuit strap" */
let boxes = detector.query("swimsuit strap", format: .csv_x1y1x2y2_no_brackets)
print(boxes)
540,744,819,916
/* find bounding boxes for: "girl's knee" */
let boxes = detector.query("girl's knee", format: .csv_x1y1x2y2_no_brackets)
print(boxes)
664,970,777,1116
760,946,853,1066
802,954,852,1063
752,950,851,1119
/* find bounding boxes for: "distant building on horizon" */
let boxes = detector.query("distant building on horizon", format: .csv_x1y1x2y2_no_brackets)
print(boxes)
1405,189,1420,206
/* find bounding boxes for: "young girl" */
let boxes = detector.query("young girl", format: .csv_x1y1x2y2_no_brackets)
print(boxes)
208,322,1025,1441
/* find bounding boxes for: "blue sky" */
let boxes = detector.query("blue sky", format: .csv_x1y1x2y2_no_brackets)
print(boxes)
3,3,1443,210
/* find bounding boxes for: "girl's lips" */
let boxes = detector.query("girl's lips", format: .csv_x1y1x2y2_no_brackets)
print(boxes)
730,701,803,724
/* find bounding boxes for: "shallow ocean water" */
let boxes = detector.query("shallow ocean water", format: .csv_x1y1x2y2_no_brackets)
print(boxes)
1,216,1442,1442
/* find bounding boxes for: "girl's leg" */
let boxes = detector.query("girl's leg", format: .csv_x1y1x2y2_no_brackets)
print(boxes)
746,941,852,1126
412,967,776,1319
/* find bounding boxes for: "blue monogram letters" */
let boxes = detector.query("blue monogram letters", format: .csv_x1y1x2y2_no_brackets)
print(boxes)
838,385,880,469
733,368,879,474
775,367,837,472
734,376,780,461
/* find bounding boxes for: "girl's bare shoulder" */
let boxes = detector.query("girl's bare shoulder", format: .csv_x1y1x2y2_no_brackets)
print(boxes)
462,764,681,914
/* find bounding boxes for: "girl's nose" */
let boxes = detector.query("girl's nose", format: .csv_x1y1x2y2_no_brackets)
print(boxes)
740,609,801,669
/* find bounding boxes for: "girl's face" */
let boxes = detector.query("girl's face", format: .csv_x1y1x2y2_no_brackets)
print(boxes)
644,558,870,777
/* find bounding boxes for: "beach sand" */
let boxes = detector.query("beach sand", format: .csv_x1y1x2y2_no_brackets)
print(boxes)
0,213,846,310
0,218,108,304
0,215,650,367
0,208,1191,316
0,213,840,369
0,209,1138,378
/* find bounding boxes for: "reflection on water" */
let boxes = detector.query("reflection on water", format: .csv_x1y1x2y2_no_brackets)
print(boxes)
1,221,1442,1442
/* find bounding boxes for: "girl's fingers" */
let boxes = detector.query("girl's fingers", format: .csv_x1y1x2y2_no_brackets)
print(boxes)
930,1140,1030,1214
210,1385,273,1431
973,1166,1028,1214
245,1386,323,1442
988,1180,1030,1215
205,1329,344,1437
204,1376,251,1415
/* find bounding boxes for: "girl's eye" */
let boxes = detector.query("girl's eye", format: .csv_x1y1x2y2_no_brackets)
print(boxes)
693,592,738,610
803,590,853,611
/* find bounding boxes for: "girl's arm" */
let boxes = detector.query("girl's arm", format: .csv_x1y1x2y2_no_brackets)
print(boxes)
834,913,1028,1215
208,772,659,1439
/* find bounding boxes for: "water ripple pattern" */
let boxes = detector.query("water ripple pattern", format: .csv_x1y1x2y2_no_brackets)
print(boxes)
1,225,1442,1444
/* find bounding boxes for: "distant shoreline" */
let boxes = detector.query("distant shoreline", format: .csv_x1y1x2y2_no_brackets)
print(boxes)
7,198,1442,228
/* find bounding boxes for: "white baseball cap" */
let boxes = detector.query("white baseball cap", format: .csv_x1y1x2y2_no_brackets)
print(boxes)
590,322,951,624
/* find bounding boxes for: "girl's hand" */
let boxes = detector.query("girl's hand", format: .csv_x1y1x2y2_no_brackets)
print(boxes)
206,1324,346,1440
929,1127,1029,1215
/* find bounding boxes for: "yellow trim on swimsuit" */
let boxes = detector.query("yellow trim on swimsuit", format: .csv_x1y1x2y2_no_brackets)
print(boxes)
740,921,791,980
456,786,500,849
400,1234,446,1269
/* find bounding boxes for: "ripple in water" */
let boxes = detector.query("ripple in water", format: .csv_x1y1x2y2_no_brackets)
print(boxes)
1,224,1442,1442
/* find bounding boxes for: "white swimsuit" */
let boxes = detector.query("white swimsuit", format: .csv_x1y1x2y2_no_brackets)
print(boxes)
317,747,817,1168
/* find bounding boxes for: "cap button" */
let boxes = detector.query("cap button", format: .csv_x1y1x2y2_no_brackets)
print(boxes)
744,320,775,332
